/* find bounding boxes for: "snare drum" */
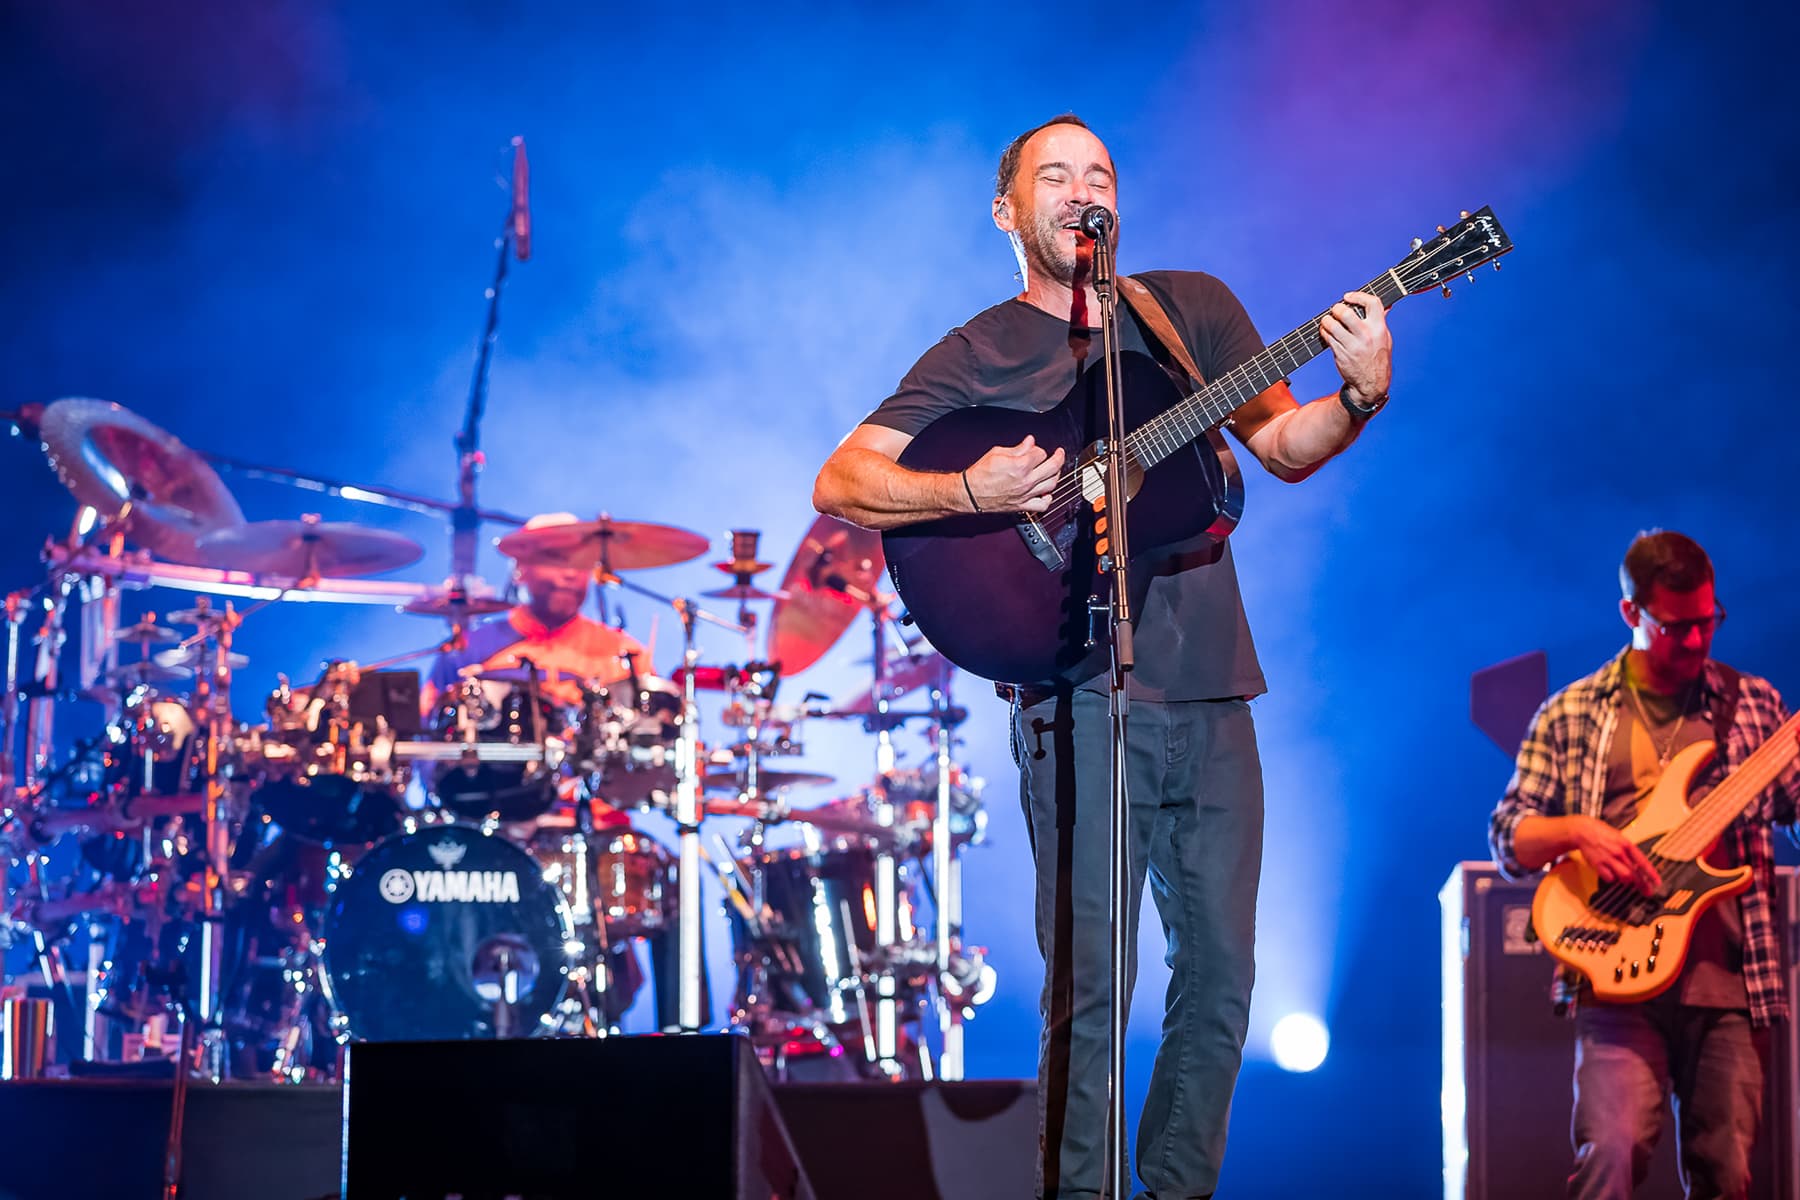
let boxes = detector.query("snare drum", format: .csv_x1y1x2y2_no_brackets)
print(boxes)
427,680,566,823
321,824,573,1041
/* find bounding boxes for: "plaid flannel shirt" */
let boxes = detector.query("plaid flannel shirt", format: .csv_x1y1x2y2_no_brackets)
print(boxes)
1489,650,1800,1026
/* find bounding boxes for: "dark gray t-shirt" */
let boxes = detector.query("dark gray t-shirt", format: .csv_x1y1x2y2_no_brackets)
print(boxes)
863,270,1268,701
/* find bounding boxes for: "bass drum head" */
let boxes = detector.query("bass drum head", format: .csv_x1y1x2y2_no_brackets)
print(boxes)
322,824,571,1042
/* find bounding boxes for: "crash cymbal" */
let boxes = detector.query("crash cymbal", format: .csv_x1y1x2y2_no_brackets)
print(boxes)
833,650,954,715
152,645,249,671
768,514,886,675
401,589,514,619
37,398,246,565
93,660,190,690
702,766,834,793
495,513,709,572
112,618,181,645
194,517,423,579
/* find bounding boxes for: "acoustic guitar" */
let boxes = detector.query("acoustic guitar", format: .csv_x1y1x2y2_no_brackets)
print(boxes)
883,208,1514,685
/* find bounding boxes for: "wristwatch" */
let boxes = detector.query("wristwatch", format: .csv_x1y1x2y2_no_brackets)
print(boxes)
1338,381,1388,420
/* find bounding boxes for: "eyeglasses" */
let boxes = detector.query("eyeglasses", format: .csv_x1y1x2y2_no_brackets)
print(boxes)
1635,602,1727,641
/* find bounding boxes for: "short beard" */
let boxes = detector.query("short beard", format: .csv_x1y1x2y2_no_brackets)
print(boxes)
1019,212,1078,283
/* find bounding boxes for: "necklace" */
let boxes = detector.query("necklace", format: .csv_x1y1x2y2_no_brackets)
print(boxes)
1624,672,1698,769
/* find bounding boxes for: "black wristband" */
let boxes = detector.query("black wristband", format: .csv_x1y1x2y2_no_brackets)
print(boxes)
1338,381,1386,420
961,469,982,513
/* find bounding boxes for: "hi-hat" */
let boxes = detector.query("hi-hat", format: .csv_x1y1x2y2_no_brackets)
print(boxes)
495,514,708,572
112,619,181,645
767,514,886,675
93,660,190,690
194,517,423,579
702,767,834,793
153,645,250,671
702,583,785,602
37,398,245,564
401,589,513,619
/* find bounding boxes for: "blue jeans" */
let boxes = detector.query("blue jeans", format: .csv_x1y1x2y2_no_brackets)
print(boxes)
1570,996,1766,1200
1013,689,1263,1200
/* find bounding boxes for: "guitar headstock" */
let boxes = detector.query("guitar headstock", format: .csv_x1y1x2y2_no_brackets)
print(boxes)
1392,206,1513,297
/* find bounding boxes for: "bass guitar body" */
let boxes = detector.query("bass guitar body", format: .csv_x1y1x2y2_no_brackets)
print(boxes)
883,354,1237,686
1532,739,1753,1004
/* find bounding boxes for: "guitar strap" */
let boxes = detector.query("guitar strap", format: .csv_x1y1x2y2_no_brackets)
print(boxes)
1117,276,1210,390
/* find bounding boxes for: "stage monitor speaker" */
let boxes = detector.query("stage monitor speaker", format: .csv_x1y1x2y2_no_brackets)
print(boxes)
1441,861,1798,1200
343,1034,814,1199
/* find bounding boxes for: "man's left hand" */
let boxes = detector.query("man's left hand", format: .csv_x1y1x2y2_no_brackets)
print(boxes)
1321,290,1392,407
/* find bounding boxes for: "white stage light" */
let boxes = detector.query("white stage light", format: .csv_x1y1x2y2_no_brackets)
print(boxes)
1270,1012,1330,1073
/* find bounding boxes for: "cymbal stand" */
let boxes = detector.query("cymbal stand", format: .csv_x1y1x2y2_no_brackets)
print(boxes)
605,575,753,1031
670,597,705,1030
864,603,906,1079
928,667,965,1080
179,600,243,1081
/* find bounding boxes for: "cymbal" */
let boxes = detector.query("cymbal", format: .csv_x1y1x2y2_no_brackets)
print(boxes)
768,514,886,675
702,583,786,602
703,767,834,793
112,619,181,645
93,660,190,690
194,518,423,579
495,515,708,571
153,645,249,671
38,398,245,564
401,590,513,619
833,650,954,715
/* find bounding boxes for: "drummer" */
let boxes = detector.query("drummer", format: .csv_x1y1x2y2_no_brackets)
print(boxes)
420,512,647,715
418,513,702,1031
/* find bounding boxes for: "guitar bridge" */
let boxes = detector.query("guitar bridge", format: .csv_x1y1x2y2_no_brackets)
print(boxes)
1015,516,1064,570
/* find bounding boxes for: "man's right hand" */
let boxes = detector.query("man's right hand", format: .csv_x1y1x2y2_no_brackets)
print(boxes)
1569,814,1662,894
964,436,1066,514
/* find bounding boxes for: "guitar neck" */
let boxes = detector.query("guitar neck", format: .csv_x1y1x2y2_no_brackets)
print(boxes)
1655,709,1800,861
1127,269,1410,470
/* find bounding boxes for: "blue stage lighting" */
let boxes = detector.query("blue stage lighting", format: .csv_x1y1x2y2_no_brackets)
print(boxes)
1270,1012,1330,1073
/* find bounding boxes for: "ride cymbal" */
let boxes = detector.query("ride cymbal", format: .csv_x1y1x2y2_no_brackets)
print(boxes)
495,514,708,572
38,398,245,564
112,619,181,645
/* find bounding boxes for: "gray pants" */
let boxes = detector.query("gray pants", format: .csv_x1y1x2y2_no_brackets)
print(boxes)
1570,997,1767,1200
1012,688,1263,1200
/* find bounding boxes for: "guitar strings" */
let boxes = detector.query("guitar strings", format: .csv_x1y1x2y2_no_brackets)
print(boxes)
1026,277,1408,524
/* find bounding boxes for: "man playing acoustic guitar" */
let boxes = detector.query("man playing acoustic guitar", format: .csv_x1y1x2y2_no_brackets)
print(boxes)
814,114,1393,1200
1490,529,1800,1199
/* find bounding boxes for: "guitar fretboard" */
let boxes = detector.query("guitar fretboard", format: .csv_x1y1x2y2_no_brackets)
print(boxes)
1125,270,1410,470
1653,709,1800,862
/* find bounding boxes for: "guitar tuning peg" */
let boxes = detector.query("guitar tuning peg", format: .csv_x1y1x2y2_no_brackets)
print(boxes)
1411,237,1423,251
1492,260,1502,271
1436,225,1447,233
1440,284,1453,298
1465,271,1475,283
1459,210,1470,219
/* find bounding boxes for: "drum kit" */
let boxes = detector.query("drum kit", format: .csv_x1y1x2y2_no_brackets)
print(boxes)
1,396,995,1090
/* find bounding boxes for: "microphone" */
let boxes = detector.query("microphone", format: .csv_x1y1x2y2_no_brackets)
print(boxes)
509,135,531,262
1076,204,1114,240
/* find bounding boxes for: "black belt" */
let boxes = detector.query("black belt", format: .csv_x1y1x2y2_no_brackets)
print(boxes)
994,681,1064,708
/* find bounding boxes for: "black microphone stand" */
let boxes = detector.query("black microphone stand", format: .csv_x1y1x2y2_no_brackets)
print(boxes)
1087,213,1135,1200
453,138,529,594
